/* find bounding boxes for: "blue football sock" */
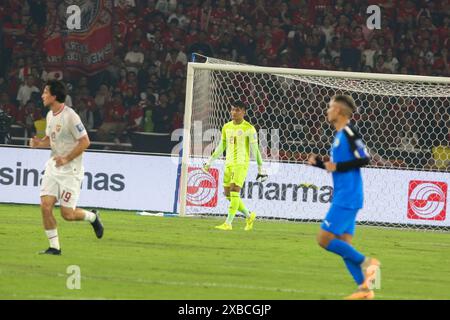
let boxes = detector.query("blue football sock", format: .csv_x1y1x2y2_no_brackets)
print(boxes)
326,238,365,285
326,238,365,264
343,258,365,285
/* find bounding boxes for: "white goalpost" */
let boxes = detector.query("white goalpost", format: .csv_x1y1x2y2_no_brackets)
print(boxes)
179,57,450,231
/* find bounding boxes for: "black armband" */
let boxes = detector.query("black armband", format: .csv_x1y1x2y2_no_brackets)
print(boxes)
314,157,326,169
336,158,370,172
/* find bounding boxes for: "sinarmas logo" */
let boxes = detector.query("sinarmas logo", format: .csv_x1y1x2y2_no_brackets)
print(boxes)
186,168,218,207
0,162,125,191
408,181,447,221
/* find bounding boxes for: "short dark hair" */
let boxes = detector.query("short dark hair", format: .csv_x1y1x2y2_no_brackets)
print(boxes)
332,94,356,113
46,80,66,103
232,100,246,110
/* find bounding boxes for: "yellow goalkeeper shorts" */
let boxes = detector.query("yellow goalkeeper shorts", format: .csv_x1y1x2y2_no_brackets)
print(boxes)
223,165,249,188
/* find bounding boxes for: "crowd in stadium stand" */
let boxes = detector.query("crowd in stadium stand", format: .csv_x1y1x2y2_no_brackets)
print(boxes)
0,0,448,167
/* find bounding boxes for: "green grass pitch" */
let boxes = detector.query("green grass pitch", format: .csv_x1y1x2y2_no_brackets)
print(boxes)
1,204,449,300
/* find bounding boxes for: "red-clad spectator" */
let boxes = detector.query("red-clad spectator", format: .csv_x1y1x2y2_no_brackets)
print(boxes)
397,0,418,23
210,0,228,24
259,32,276,60
184,21,199,47
270,18,286,50
334,15,351,39
128,30,153,52
351,26,367,50
208,24,222,50
299,47,322,69
250,0,269,24
230,5,245,25
185,0,202,21
79,87,97,111
97,93,128,142
143,0,158,18
2,12,26,51
25,23,45,54
438,17,449,42
171,101,184,131
124,11,143,45
118,71,139,96
161,19,183,49
292,5,314,30
128,104,144,131
114,0,136,19
430,33,441,54
18,57,34,83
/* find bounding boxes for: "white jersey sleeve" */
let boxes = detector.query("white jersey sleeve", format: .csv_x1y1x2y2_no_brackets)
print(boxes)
45,112,51,137
68,111,88,140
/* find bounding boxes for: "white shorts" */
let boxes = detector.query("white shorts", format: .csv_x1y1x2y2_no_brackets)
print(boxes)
40,173,82,209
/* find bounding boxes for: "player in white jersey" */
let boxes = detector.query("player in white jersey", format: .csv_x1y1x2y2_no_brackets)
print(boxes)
30,80,104,255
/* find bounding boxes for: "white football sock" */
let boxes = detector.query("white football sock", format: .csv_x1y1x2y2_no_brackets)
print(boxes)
45,229,60,250
83,210,96,223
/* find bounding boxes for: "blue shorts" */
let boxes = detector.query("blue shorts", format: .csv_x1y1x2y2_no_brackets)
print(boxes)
321,204,359,236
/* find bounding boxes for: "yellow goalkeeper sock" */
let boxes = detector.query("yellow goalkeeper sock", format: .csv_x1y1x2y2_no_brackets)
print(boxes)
226,195,249,218
225,192,239,225
238,198,250,218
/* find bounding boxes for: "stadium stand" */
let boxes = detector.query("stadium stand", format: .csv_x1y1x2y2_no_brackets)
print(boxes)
0,0,448,167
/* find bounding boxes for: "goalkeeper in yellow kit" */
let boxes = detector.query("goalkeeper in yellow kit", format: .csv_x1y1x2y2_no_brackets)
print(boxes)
203,101,268,231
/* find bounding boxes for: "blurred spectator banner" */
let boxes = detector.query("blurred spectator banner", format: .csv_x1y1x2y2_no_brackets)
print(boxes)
64,0,113,75
43,36,64,69
44,0,113,75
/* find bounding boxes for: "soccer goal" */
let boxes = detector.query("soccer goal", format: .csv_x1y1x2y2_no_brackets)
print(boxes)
179,56,450,231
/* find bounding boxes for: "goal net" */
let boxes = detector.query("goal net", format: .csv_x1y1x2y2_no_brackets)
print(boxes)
179,56,450,230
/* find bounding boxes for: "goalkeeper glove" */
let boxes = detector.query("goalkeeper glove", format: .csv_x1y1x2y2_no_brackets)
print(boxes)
202,161,211,173
256,167,268,183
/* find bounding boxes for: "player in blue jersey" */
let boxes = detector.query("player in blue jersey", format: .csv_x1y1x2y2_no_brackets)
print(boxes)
308,94,381,300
